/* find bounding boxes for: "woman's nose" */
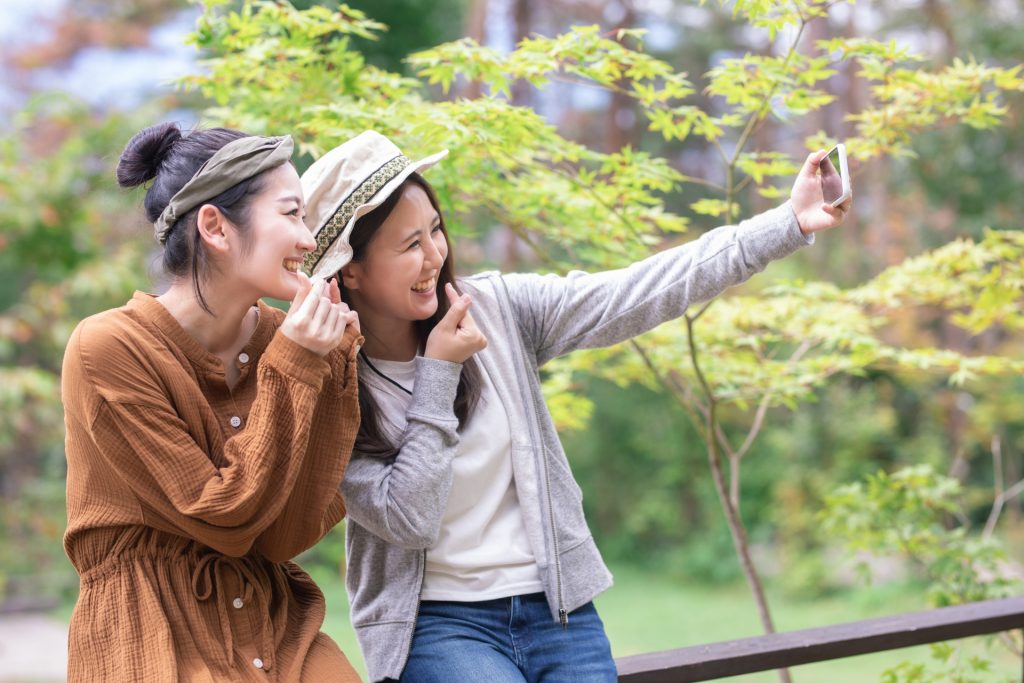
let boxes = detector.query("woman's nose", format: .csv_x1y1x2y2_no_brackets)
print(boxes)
424,234,444,267
297,226,316,252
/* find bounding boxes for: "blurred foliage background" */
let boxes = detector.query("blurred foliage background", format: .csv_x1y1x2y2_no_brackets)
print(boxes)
1,0,1022,680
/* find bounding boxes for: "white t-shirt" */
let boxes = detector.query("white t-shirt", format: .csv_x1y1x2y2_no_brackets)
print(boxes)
361,355,543,601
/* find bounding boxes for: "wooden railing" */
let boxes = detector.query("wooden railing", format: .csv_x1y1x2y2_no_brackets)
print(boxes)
615,596,1024,682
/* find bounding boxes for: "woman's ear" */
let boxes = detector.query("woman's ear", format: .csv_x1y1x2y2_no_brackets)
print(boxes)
340,262,361,291
195,204,231,256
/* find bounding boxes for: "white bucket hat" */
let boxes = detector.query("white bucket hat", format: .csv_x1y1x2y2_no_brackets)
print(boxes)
300,130,448,279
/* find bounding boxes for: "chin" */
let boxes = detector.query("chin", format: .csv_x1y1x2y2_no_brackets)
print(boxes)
412,302,439,321
265,280,299,301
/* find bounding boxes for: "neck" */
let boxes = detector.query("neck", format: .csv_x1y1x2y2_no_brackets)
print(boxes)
157,280,258,354
355,312,419,362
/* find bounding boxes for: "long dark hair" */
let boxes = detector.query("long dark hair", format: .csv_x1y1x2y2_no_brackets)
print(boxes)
116,122,271,313
339,172,483,455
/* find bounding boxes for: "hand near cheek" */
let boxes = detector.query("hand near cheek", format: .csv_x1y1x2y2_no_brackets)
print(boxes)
424,283,488,364
326,277,360,334
281,273,349,356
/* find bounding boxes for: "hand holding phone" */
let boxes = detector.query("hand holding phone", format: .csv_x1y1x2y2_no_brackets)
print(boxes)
820,143,851,207
789,145,853,235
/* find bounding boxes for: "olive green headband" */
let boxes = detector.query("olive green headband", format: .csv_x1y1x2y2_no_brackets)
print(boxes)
153,134,294,244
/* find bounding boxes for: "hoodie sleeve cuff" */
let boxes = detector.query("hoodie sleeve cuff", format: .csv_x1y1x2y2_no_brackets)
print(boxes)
407,357,462,422
781,201,815,246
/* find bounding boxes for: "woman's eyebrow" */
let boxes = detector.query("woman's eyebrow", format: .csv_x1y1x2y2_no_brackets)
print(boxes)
401,217,441,243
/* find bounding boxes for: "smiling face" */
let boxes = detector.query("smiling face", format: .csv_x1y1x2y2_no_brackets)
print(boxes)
341,182,449,352
228,162,315,301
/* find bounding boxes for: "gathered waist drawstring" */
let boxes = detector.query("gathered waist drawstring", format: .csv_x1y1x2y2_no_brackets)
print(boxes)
191,553,276,672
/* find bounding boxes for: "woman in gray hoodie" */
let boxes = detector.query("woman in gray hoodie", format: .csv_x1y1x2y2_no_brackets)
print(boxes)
299,131,851,683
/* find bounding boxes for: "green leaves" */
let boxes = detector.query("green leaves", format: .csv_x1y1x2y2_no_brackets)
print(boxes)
822,464,1022,682
821,463,1018,601
183,0,411,135
705,53,836,119
409,25,695,104
182,0,1024,287
735,152,800,185
824,42,1022,159
848,230,1024,333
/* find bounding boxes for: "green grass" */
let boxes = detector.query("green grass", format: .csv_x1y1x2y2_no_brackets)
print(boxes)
307,562,1021,682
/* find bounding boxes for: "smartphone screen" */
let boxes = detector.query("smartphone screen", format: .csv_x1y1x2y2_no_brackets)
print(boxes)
820,146,844,205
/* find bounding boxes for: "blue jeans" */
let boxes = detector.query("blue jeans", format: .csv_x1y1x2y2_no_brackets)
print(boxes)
392,593,617,682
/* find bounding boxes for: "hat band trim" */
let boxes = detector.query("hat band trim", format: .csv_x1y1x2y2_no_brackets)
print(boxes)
305,153,411,273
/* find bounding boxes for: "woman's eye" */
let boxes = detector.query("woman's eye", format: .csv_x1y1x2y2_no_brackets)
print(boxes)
287,208,300,216
431,224,442,233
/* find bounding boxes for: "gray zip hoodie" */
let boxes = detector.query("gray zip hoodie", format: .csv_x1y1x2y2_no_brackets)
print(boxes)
340,203,811,681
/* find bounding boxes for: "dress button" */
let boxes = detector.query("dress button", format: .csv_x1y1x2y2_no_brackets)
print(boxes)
232,597,244,609
238,352,250,363
253,658,264,669
229,416,242,428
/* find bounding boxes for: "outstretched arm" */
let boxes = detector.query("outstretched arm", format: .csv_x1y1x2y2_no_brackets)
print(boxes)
502,151,851,365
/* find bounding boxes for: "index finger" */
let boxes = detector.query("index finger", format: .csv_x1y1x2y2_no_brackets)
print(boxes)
800,150,827,178
440,291,471,330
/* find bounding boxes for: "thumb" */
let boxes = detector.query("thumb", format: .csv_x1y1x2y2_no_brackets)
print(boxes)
291,272,312,308
445,282,461,306
440,284,470,329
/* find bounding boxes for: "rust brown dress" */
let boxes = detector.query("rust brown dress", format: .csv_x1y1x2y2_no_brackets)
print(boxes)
61,292,362,682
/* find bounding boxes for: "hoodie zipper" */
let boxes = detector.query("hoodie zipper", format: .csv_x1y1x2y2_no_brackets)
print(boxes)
540,442,569,628
496,276,568,627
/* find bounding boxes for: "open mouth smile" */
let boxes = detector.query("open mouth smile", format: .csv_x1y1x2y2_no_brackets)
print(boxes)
411,277,436,293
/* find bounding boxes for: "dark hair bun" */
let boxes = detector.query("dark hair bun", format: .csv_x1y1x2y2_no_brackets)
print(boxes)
116,122,182,188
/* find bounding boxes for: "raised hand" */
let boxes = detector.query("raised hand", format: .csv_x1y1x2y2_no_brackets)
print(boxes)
790,150,853,236
281,273,358,356
424,283,488,364
325,275,360,335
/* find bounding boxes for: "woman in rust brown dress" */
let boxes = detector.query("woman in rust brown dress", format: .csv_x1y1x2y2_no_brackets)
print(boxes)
61,122,363,681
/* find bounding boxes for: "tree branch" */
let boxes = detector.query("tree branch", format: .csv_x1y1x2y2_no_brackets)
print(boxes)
684,313,791,683
983,435,1024,540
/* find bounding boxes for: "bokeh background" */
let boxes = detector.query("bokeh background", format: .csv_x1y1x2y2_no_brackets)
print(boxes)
1,1,1022,681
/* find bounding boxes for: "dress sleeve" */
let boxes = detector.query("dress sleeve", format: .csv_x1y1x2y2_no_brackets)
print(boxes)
340,357,463,550
64,320,342,558
252,327,363,561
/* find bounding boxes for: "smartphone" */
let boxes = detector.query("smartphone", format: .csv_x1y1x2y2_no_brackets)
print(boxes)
820,143,851,207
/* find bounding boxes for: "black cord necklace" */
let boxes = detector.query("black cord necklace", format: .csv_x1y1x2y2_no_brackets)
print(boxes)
359,349,413,396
